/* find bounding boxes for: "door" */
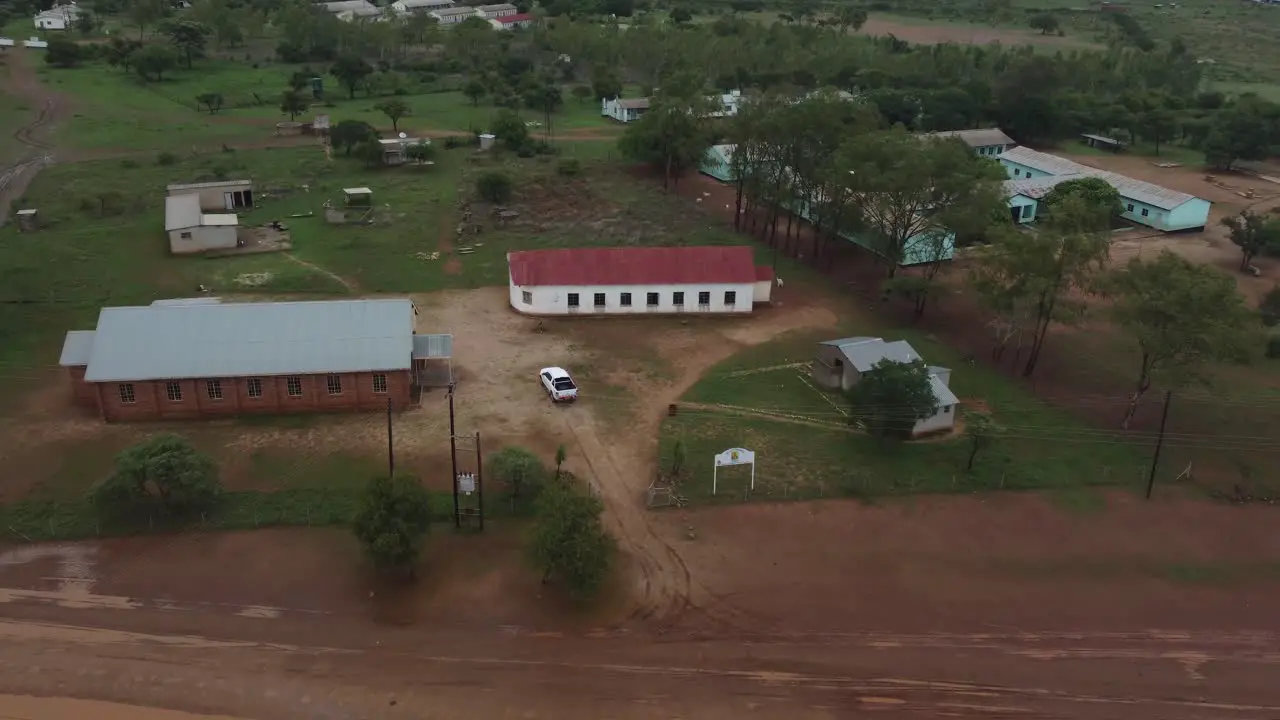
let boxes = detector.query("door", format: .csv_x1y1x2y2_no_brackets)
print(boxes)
1010,207,1021,224
223,192,234,210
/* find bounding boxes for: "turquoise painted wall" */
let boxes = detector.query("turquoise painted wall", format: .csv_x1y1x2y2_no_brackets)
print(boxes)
1165,197,1211,231
787,198,955,265
973,144,1007,157
1008,195,1037,224
998,159,1052,180
699,147,735,183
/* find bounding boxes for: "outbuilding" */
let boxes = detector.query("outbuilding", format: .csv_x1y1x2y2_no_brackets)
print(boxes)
390,0,453,12
58,298,453,422
165,194,239,254
811,336,958,437
34,3,78,30
601,97,650,123
700,144,736,182
507,246,774,316
926,127,1015,157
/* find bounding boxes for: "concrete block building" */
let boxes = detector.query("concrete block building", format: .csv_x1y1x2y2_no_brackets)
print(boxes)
601,97,650,123
507,246,773,315
811,336,958,437
164,194,239,255
58,298,446,422
926,127,1015,157
166,179,254,211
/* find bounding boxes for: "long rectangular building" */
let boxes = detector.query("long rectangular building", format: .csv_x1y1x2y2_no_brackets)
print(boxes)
58,298,443,422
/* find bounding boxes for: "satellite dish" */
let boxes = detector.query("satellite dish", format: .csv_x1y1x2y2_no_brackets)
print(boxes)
398,132,407,139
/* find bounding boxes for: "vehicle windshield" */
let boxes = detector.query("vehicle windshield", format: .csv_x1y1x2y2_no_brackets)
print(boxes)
553,377,576,390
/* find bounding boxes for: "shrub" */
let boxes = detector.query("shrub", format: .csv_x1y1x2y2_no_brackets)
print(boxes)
1260,286,1280,327
92,434,222,524
352,474,432,575
120,158,139,169
476,171,513,204
1267,334,1280,359
156,151,178,166
557,158,582,177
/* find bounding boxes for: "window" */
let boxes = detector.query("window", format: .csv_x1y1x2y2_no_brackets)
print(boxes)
620,292,632,307
724,290,737,306
943,405,953,413
673,291,685,306
996,147,1003,154
179,231,192,240
1126,203,1134,212
118,383,136,404
327,374,343,395
206,379,223,400
1013,169,1020,177
165,381,182,402
522,290,532,305
1021,205,1032,219
567,293,580,307
1140,208,1149,217
646,292,659,307
286,376,303,397
373,373,387,394
593,292,606,308
246,378,263,399
697,291,710,306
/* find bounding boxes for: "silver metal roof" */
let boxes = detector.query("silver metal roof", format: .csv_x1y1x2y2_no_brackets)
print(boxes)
928,128,1014,148
413,333,453,359
1004,175,1072,200
164,194,202,231
81,299,416,382
928,374,959,407
152,297,223,306
1000,146,1088,176
1000,148,1199,211
59,331,96,366
823,337,922,373
166,179,251,192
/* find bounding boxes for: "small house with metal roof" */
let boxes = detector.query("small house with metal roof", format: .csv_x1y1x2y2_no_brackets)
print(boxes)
926,128,1015,157
812,336,959,437
601,97,650,123
700,144,736,182
164,194,240,255
998,146,1210,232
58,298,453,422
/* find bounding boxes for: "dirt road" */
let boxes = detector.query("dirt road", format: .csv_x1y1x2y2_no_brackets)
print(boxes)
0,49,66,224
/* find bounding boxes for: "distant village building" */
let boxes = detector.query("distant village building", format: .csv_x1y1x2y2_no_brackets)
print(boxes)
489,12,534,29
378,137,430,165
317,0,382,20
925,127,1015,157
812,337,959,437
429,5,483,23
33,3,80,30
507,246,773,316
390,0,454,12
601,97,650,123
58,298,446,422
164,194,239,255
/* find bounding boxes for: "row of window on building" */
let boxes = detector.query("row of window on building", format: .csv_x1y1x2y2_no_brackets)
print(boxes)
521,289,739,308
116,374,388,405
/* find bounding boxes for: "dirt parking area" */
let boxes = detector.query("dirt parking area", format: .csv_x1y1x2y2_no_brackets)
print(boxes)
857,16,1093,48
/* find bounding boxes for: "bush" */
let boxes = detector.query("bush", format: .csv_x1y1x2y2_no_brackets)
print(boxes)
1267,334,1280,359
529,476,614,598
156,151,178,166
557,158,582,177
120,158,139,169
476,171,513,204
92,435,222,524
352,474,432,575
443,136,472,149
487,446,547,512
1260,286,1280,327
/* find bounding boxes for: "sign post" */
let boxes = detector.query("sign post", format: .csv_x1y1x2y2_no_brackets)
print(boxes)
713,447,756,496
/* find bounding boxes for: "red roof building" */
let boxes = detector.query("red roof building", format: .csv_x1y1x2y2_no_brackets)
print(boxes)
490,12,534,27
507,246,773,315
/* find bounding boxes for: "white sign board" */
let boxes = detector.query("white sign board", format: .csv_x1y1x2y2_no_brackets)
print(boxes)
456,472,476,495
712,447,756,495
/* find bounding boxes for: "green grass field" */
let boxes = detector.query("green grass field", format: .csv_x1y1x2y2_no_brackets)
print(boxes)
661,325,1149,505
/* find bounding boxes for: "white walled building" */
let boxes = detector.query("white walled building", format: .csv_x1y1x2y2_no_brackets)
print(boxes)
811,337,959,437
166,179,254,211
34,3,79,30
165,194,239,255
391,0,454,12
507,246,773,316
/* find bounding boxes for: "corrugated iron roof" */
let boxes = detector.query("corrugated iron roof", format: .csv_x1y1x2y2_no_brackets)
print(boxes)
152,297,223,306
819,336,958,406
508,246,758,287
618,98,649,109
59,331,96,366
166,180,251,192
80,299,416,383
928,128,1014,148
1004,176,1071,200
165,194,202,231
1000,146,1089,176
929,374,959,407
494,11,532,22
413,334,453,359
1000,148,1198,211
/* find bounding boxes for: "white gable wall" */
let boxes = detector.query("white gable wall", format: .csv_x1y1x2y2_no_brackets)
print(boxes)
509,280,756,315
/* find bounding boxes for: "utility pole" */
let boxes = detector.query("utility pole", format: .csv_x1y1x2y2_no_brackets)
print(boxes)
474,431,484,531
385,397,394,478
1145,390,1173,500
448,382,460,528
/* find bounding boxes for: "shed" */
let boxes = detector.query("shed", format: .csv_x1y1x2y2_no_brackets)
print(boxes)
1080,133,1126,152
700,144,736,183
343,187,373,206
165,194,239,255
601,97,650,123
811,336,958,437
15,208,38,231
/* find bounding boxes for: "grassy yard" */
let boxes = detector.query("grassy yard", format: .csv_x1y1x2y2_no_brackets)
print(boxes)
660,325,1150,505
36,59,613,153
1065,139,1206,167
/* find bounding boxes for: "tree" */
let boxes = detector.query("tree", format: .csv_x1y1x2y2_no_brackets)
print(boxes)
837,130,1006,278
45,36,86,68
331,120,377,155
356,137,385,168
476,171,513,203
570,85,592,104
554,444,567,480
529,85,563,139
280,90,309,121
1203,100,1271,171
491,109,529,151
127,0,169,38
488,446,546,509
103,37,143,72
163,19,210,69
834,6,867,33
1040,176,1121,231
196,92,224,114
590,68,623,102
132,44,178,82
619,90,715,190
74,10,101,36
846,359,940,441
529,478,614,598
374,98,411,133
969,195,1110,377
1259,286,1280,327
331,55,373,99
1108,251,1255,427
92,434,221,521
1139,107,1179,155
964,411,1000,471
463,77,487,106
1028,13,1059,35
352,474,433,575
670,7,692,23
1221,210,1280,271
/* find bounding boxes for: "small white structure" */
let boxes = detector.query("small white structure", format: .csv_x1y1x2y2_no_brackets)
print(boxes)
166,179,254,211
712,447,756,495
317,0,381,19
706,89,743,118
601,97,650,123
165,194,239,255
378,136,430,166
0,38,14,48
507,246,773,316
478,133,496,151
811,337,959,437
34,3,79,30
15,208,39,231
23,37,48,48
390,0,454,12
429,5,483,23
